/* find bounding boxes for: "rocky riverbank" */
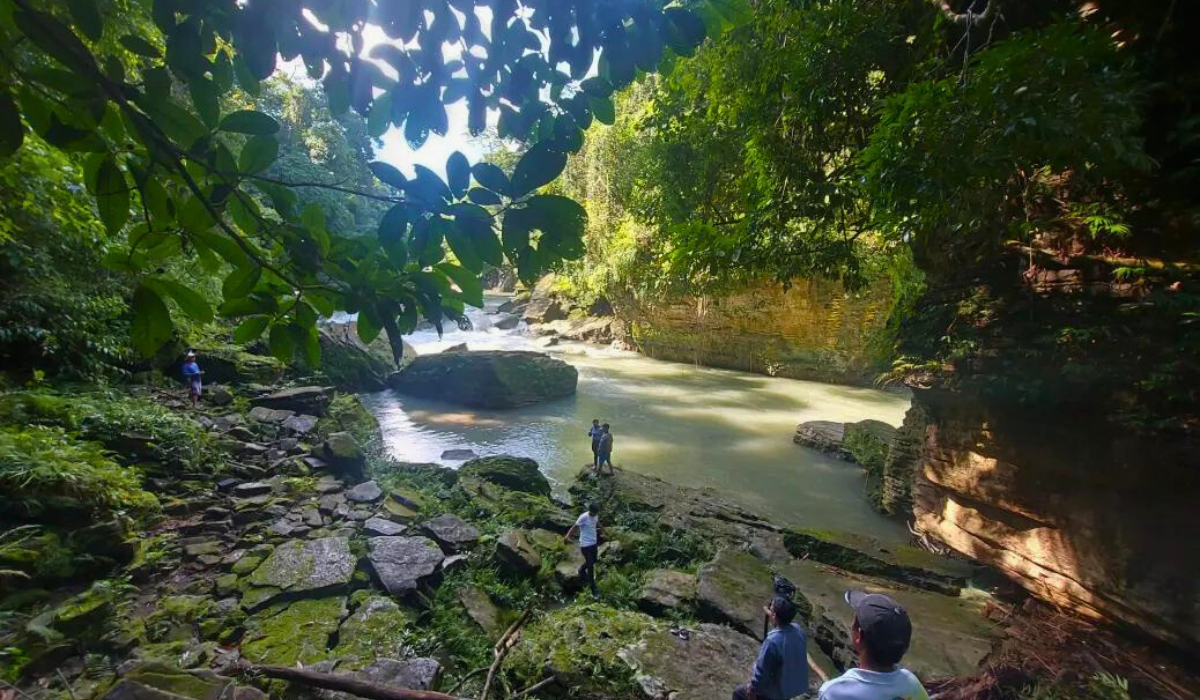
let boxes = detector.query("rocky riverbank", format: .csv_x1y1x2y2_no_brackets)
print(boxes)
0,366,1029,700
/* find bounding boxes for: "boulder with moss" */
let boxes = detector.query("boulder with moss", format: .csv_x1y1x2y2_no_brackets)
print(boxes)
387,351,577,409
316,394,382,448
459,456,550,496
181,346,287,385
240,597,349,666
331,592,413,668
696,548,774,639
241,536,355,610
316,328,394,392
619,623,762,700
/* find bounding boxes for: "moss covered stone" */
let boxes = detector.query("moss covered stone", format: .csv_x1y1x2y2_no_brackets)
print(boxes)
186,346,286,385
695,549,773,639
240,597,348,666
387,350,578,409
332,593,413,669
458,456,550,497
506,604,654,698
242,537,356,609
620,623,761,700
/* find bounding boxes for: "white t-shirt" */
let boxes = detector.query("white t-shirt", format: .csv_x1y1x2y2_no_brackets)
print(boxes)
575,512,599,547
818,668,928,700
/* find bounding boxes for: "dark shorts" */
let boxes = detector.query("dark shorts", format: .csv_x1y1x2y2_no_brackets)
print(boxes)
598,450,611,463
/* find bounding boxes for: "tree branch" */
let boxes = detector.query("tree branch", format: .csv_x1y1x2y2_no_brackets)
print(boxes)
933,0,999,26
240,664,466,700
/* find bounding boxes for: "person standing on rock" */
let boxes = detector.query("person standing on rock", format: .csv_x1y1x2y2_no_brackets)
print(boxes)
817,591,927,700
564,501,604,598
588,418,604,471
597,423,615,474
732,596,809,700
182,351,204,407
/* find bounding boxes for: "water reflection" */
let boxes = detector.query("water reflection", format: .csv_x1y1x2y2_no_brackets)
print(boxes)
361,295,913,543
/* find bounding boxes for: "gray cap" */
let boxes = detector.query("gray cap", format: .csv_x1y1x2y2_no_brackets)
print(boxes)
845,590,912,659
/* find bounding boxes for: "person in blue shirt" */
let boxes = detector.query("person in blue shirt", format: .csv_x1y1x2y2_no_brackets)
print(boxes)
732,596,809,700
587,418,603,472
181,351,203,407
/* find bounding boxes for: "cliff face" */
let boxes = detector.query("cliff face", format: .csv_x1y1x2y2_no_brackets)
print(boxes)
898,245,1200,650
620,277,893,385
910,389,1200,648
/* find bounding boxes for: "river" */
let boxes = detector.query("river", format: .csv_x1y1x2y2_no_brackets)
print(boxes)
360,294,912,544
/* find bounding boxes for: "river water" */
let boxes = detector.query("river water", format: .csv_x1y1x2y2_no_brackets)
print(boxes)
361,295,912,543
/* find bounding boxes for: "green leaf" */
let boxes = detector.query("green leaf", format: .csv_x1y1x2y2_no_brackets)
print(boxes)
219,109,280,135
120,34,161,57
65,0,102,40
445,219,483,272
233,315,270,344
138,98,209,148
367,89,394,138
446,151,470,198
0,89,24,157
369,161,407,189
580,77,614,98
471,162,510,196
357,307,383,345
467,188,502,206
222,265,261,300
95,156,130,235
144,276,214,324
233,55,260,97
189,77,220,128
238,135,278,173
510,143,567,198
590,96,615,126
131,283,173,357
140,175,173,225
267,323,296,362
437,263,484,308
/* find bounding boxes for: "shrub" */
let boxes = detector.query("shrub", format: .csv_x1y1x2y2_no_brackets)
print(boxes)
0,388,211,470
0,425,158,520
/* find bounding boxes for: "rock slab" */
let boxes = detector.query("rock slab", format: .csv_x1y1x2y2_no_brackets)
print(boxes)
620,623,761,700
638,569,698,616
244,536,355,605
496,530,541,575
367,536,445,596
421,514,480,553
459,455,550,496
696,548,773,639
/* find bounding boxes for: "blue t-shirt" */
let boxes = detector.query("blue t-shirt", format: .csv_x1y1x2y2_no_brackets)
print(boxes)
753,623,809,700
182,362,201,378
588,425,603,444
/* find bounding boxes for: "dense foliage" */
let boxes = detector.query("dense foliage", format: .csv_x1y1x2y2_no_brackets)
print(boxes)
0,0,719,370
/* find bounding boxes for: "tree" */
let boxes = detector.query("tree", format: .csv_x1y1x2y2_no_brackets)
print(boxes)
0,0,716,364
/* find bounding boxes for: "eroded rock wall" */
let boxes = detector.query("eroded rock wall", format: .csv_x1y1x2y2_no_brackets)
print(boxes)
910,388,1200,649
620,277,893,385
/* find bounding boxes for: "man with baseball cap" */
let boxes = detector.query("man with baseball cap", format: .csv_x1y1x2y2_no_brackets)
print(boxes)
818,590,929,700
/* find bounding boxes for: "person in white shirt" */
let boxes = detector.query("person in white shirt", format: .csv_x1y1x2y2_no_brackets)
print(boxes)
563,502,603,597
818,590,929,700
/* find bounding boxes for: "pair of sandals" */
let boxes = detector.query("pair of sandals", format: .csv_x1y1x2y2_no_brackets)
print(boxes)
669,625,691,641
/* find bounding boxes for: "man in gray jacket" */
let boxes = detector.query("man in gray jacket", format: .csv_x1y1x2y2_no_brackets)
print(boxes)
731,596,809,700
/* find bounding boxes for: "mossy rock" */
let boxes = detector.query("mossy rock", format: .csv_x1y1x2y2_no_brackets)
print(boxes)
316,394,382,449
695,549,774,639
52,581,120,637
120,662,265,700
181,346,286,385
782,529,969,594
506,603,654,697
331,592,413,669
457,477,573,531
459,456,550,496
241,597,349,666
315,329,393,392
387,350,578,409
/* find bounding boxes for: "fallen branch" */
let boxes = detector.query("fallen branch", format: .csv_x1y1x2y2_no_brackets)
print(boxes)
933,0,999,26
240,664,468,700
511,676,555,699
481,609,532,700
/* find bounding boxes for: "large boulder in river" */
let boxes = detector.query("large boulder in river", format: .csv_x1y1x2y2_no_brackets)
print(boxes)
792,420,847,455
316,327,393,392
388,350,577,409
459,455,550,496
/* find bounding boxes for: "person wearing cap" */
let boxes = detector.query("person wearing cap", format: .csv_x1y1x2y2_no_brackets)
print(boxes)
181,351,204,407
730,596,809,700
818,590,929,700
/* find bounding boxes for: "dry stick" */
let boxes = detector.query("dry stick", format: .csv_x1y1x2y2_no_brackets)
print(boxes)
243,664,466,700
481,610,533,700
510,676,555,699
